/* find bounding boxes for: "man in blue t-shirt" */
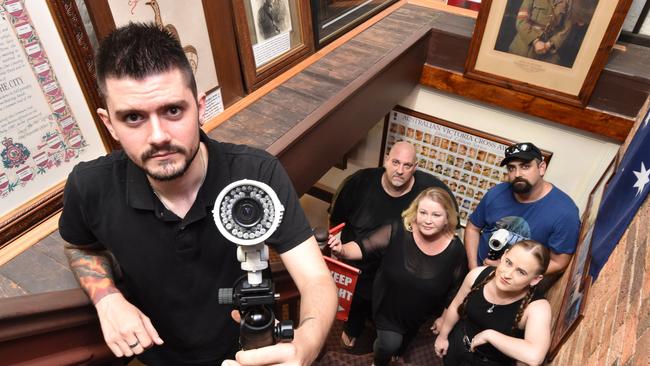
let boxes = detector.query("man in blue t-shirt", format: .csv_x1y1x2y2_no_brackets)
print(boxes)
464,142,580,278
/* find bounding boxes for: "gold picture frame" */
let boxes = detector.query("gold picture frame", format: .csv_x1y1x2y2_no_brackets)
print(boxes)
465,0,633,106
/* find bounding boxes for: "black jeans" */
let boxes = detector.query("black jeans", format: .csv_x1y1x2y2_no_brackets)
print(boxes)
443,325,510,366
373,328,418,366
373,329,402,366
343,293,372,338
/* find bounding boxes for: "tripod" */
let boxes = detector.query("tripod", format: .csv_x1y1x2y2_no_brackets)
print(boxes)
218,245,293,349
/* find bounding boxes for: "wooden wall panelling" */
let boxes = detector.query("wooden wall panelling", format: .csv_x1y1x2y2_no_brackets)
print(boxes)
209,4,435,194
589,43,650,117
420,10,650,142
420,67,634,142
274,36,429,195
202,0,247,105
0,289,112,365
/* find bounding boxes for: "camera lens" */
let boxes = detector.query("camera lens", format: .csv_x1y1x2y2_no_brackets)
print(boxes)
233,197,263,228
213,179,285,246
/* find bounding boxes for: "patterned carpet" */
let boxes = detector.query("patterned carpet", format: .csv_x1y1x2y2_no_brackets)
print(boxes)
314,320,443,366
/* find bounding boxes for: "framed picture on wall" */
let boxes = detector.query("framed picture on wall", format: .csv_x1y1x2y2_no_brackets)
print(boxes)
547,156,617,360
465,0,633,106
0,0,113,248
84,0,245,110
381,106,553,226
232,0,314,91
310,0,398,48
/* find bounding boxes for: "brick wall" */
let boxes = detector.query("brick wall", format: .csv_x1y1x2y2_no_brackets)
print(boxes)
548,196,649,365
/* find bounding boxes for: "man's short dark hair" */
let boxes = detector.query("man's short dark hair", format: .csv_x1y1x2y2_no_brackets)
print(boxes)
96,22,197,99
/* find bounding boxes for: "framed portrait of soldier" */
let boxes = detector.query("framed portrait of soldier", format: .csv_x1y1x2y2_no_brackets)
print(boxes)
465,0,633,106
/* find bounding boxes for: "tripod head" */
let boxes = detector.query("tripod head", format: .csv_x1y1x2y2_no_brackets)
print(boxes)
218,277,293,349
213,180,294,349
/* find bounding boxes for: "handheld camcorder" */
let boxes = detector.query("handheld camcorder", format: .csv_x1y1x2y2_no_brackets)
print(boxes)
486,228,512,261
213,179,293,350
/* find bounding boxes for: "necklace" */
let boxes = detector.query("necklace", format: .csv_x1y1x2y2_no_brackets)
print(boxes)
152,145,206,211
486,303,495,313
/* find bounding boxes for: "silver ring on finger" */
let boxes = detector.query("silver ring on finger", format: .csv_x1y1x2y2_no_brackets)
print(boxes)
128,340,139,348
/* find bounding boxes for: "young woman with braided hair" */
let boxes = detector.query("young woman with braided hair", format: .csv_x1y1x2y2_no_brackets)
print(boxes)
434,240,551,366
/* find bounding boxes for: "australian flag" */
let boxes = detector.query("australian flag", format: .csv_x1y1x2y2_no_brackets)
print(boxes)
590,109,650,279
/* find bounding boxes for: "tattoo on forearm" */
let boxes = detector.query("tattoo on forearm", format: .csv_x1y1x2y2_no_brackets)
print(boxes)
66,247,119,304
299,316,316,327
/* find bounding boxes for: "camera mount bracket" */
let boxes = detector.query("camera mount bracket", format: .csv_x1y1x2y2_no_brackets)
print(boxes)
238,243,269,285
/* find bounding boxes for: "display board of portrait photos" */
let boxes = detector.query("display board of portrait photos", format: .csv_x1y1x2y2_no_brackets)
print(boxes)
382,106,552,226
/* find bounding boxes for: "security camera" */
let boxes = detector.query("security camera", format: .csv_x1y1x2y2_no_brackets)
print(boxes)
487,228,511,260
212,179,293,349
213,179,284,247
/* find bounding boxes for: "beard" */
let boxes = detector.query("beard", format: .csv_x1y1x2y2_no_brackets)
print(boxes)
511,178,532,194
140,142,200,181
390,174,407,187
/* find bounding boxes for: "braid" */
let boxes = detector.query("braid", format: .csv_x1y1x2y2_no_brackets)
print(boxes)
457,269,496,317
511,286,536,334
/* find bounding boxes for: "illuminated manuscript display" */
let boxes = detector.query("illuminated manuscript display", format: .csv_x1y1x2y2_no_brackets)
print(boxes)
0,0,107,244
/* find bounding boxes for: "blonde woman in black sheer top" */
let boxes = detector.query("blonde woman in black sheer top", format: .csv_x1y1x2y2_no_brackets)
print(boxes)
329,187,468,366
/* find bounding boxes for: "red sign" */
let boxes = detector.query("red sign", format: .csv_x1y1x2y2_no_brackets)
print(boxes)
324,256,360,321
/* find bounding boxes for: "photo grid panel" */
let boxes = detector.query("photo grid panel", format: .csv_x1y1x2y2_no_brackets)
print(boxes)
385,109,510,226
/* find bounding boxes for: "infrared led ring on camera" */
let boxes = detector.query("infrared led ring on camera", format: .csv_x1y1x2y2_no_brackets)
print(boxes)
213,179,285,246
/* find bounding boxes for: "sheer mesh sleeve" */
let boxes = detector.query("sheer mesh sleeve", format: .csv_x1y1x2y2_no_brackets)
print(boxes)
358,222,395,262
445,238,469,307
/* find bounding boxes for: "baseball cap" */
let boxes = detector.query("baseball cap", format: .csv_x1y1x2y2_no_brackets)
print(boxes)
500,142,542,166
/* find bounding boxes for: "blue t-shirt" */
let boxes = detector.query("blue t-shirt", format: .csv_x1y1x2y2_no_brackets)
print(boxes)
469,182,580,263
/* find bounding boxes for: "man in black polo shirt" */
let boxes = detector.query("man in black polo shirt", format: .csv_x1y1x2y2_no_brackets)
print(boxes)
59,23,336,365
329,141,455,351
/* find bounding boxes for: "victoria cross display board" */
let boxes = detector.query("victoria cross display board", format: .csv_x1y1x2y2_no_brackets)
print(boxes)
382,106,553,226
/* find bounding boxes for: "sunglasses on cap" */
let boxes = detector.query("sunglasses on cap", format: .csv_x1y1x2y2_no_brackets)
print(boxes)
505,143,539,155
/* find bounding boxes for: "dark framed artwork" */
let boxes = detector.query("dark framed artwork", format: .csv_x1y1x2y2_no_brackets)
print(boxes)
0,0,113,248
310,0,398,48
381,106,553,226
547,156,617,360
465,0,633,106
84,0,245,109
232,0,314,91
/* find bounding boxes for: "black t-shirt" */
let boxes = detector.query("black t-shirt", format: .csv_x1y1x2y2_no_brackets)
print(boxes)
462,267,545,363
329,168,456,298
359,222,467,334
59,132,313,364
